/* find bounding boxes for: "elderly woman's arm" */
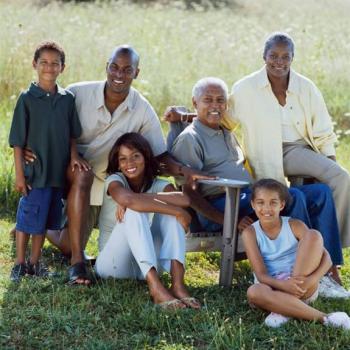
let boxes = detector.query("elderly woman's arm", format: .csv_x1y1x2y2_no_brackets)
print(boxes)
309,83,337,157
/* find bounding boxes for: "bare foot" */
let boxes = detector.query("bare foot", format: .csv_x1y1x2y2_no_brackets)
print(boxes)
170,284,201,309
146,268,186,309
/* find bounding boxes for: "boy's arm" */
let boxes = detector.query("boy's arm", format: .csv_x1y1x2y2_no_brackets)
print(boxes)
69,138,91,172
13,147,30,196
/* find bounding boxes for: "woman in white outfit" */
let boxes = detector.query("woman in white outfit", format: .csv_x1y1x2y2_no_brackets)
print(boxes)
95,132,200,309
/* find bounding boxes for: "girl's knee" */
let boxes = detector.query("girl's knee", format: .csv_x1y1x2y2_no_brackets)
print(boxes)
307,229,324,247
247,284,266,304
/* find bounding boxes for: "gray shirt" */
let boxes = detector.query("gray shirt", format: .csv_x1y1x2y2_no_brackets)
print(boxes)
171,118,252,197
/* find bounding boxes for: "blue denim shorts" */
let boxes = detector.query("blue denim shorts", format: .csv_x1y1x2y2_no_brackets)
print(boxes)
16,187,63,235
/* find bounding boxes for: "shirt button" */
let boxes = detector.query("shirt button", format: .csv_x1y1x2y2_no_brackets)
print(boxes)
47,93,50,96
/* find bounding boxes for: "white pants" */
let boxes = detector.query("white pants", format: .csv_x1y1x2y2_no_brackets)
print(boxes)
95,209,185,280
283,143,350,247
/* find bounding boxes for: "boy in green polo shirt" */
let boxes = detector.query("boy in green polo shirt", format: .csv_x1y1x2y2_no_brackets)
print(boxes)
9,41,89,282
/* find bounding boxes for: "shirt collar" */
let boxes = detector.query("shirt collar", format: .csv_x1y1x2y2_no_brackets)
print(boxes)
28,82,66,98
96,81,136,111
256,66,299,94
193,118,225,138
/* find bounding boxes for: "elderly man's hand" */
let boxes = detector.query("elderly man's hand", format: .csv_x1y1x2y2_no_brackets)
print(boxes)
163,106,187,122
182,167,216,190
238,216,254,232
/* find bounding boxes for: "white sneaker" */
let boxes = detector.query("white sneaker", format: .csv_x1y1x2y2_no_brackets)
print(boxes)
324,312,350,330
264,312,290,328
318,276,350,299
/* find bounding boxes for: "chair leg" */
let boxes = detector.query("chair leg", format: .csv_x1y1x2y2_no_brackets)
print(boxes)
219,188,241,287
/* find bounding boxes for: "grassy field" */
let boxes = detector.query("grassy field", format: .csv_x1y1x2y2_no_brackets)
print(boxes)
1,0,350,348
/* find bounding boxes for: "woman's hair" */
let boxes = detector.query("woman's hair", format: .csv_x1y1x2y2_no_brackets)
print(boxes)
263,32,295,59
106,132,160,192
251,178,291,204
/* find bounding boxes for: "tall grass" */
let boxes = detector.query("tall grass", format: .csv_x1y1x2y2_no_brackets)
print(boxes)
0,0,350,213
1,2,350,348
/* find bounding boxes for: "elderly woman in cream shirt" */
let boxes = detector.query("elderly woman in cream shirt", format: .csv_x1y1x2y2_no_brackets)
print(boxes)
229,32,350,252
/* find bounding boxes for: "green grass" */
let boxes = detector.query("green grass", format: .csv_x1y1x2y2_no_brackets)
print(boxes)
1,0,350,212
1,0,350,348
1,222,350,349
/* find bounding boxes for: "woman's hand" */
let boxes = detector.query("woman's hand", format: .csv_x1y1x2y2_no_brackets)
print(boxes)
175,208,192,232
116,205,126,222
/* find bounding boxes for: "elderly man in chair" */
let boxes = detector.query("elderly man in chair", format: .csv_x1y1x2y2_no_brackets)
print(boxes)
170,77,348,297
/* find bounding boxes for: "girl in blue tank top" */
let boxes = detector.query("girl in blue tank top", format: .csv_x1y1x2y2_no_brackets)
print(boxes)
241,179,350,329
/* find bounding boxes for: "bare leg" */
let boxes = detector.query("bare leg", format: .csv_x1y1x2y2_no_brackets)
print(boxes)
29,234,46,264
146,267,186,309
248,284,325,321
169,260,201,309
46,229,71,256
66,167,93,266
15,231,30,264
292,229,324,278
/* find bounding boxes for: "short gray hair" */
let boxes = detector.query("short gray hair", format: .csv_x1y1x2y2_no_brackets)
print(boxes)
263,32,295,59
192,77,228,101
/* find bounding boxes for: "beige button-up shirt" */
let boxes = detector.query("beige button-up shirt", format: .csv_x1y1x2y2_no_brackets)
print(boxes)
67,81,166,205
229,67,337,183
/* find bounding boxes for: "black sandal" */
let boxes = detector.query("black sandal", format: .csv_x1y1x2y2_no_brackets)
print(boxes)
67,261,91,286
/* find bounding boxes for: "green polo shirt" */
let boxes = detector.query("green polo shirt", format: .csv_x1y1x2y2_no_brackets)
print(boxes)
9,82,82,188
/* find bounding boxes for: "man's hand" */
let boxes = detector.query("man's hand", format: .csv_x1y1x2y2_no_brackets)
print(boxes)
70,155,91,172
238,216,254,232
116,205,126,222
163,106,187,122
175,208,192,232
182,166,216,190
23,148,36,164
15,174,31,196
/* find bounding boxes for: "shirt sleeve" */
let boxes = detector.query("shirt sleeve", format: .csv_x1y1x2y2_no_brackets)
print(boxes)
104,173,127,197
139,103,167,157
149,178,170,193
9,93,28,148
171,132,204,171
309,84,337,156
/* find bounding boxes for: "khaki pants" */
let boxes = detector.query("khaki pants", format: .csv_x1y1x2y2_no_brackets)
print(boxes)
283,142,350,247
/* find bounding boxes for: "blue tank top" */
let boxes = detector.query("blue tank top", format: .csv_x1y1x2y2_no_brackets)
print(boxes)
252,216,298,277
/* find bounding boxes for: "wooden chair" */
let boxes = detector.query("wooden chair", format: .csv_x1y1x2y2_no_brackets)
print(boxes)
167,121,249,287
